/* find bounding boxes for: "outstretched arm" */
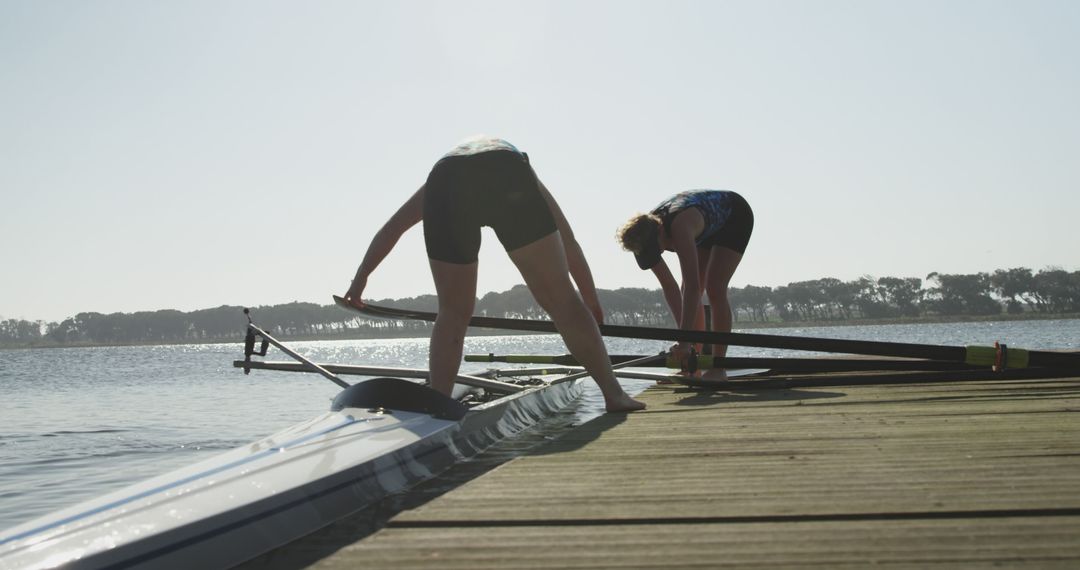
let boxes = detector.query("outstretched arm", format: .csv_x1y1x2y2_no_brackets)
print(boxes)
667,210,705,331
535,178,605,323
343,186,425,305
650,260,682,324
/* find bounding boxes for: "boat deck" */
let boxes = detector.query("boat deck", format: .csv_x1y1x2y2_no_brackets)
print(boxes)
243,372,1080,568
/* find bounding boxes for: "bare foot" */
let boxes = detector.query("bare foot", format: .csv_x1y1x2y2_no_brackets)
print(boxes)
702,368,728,381
605,393,647,413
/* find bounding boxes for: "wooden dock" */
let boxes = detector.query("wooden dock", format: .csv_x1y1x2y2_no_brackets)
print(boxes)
243,373,1080,568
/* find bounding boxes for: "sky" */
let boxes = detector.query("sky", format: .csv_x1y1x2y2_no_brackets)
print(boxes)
2,0,1078,323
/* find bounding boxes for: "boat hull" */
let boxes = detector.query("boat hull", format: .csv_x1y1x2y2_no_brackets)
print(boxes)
0,378,583,570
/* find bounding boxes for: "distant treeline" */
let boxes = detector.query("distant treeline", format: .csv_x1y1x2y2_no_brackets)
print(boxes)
2,267,1077,348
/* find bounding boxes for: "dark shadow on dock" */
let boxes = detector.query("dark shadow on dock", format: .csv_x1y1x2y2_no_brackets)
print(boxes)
232,447,537,569
643,382,846,410
518,411,629,455
665,377,1080,410
667,386,846,408
233,465,495,569
232,405,628,570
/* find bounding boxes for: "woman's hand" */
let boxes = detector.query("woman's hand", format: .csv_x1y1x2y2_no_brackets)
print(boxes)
343,275,368,308
669,341,693,368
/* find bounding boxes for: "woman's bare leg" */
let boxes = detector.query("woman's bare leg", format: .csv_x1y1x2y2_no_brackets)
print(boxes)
703,246,743,379
694,245,712,350
508,233,645,412
427,258,478,396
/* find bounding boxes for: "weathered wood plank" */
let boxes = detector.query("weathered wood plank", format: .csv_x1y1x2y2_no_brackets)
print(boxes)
314,518,1080,569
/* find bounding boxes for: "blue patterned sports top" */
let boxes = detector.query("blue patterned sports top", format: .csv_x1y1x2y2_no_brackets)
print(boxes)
653,190,737,245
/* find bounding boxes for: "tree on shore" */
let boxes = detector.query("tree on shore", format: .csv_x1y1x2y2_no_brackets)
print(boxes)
925,272,1002,316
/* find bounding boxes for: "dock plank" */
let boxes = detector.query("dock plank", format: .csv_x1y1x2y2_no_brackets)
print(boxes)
316,519,1080,569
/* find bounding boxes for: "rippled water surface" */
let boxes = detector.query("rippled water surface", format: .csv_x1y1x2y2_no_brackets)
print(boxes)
2,319,1077,530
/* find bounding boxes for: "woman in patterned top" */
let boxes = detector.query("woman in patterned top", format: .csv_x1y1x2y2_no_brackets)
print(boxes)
616,190,754,379
344,136,645,413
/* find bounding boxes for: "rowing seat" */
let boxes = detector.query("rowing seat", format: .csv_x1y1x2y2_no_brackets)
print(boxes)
330,377,469,420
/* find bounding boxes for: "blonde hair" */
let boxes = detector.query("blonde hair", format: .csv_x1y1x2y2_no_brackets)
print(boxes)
616,213,661,253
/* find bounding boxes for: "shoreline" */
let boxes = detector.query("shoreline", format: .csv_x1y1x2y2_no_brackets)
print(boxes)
3,312,1077,351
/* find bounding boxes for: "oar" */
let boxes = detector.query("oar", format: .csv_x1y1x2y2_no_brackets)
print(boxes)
465,353,985,372
675,366,1080,390
232,360,525,393
335,297,1080,369
549,353,667,385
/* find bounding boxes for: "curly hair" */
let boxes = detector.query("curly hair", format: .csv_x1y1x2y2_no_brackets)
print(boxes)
615,213,661,253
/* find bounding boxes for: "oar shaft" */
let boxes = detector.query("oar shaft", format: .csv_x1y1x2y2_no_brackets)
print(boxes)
233,360,524,393
466,354,984,372
551,353,667,385
341,299,1080,369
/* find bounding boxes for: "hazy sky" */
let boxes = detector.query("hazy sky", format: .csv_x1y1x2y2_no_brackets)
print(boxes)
2,0,1078,323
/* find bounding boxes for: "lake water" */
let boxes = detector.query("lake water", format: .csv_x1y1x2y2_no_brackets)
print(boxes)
1,319,1077,531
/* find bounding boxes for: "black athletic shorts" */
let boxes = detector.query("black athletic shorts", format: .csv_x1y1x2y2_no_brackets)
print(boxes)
699,192,754,254
423,150,557,264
